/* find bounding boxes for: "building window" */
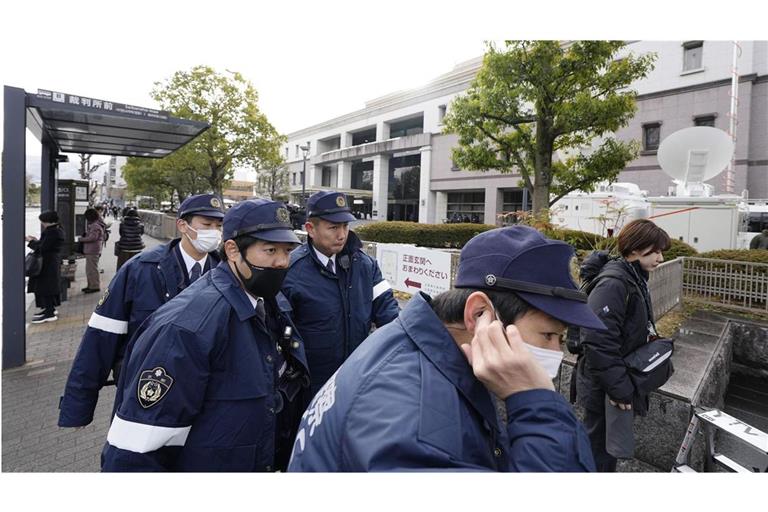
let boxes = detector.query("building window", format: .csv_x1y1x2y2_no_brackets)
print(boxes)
295,144,300,159
447,191,485,223
285,147,289,160
451,158,460,172
292,173,296,185
438,105,447,124
694,115,716,127
683,41,703,71
321,167,332,187
643,123,661,151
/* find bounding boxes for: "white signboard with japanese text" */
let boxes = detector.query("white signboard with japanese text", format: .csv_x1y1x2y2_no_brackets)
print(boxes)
376,243,452,296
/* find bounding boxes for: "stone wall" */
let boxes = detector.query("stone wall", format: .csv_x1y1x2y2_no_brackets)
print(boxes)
137,210,178,240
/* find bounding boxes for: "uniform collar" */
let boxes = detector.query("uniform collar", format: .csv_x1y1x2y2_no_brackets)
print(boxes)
209,262,261,322
178,241,208,277
398,292,501,433
311,245,336,269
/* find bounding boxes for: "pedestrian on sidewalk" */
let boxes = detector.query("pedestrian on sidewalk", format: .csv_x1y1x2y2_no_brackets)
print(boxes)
58,194,225,429
101,199,309,472
26,210,65,324
78,208,105,294
115,208,145,271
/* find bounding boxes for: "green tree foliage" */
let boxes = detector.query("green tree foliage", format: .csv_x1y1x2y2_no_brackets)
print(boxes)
123,147,211,208
444,41,656,213
255,164,290,201
151,66,285,197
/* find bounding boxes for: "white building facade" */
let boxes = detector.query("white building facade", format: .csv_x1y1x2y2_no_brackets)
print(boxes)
284,41,768,225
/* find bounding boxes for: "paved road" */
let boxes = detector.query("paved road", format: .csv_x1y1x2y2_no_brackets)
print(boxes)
2,224,163,472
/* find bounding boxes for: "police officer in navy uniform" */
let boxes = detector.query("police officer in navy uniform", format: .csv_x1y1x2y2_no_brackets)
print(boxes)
282,190,400,396
288,226,604,472
101,199,310,472
58,194,225,428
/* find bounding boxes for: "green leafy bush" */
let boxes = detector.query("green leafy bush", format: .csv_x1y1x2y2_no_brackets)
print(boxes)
544,228,605,251
354,222,496,248
697,249,768,264
595,236,696,261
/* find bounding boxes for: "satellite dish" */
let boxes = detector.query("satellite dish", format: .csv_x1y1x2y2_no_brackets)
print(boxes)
657,127,734,184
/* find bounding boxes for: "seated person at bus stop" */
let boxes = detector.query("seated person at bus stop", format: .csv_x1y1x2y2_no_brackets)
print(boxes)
288,225,604,472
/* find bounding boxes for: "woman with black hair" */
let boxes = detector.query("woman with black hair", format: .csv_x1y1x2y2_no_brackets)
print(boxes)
26,210,66,323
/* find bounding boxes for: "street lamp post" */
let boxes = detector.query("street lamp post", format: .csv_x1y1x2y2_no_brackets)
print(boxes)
299,141,310,206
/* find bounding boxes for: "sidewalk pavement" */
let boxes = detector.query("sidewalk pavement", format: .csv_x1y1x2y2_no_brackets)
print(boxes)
2,225,164,472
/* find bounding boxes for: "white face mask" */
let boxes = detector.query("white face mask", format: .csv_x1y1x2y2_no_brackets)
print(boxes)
185,224,222,253
490,303,564,379
522,342,564,379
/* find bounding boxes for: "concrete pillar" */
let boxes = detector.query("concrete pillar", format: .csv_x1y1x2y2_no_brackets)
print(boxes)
341,132,353,148
377,120,390,142
307,164,319,188
338,161,352,189
484,185,499,226
372,154,390,221
435,191,448,224
419,146,436,223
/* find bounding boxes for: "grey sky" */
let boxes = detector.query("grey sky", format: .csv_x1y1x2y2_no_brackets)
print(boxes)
1,0,755,181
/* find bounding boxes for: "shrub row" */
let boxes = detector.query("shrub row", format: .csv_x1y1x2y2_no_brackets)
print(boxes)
354,222,496,248
697,249,768,264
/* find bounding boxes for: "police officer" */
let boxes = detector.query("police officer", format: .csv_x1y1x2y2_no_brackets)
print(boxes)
282,190,399,395
101,199,309,471
288,226,604,472
58,194,225,428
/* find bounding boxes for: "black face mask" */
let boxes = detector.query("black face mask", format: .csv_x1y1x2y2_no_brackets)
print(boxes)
234,255,288,299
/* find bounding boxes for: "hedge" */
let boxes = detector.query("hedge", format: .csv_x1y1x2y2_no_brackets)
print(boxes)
354,222,497,248
544,228,605,251
595,236,697,261
697,249,768,264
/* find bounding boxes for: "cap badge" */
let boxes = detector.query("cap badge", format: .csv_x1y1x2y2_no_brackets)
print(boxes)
210,197,221,209
335,195,346,207
485,274,497,286
276,207,290,223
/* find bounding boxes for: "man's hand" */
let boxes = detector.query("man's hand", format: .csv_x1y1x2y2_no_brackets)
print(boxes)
460,314,554,399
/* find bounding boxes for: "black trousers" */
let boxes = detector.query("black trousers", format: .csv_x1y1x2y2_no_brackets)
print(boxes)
36,294,59,315
583,405,618,472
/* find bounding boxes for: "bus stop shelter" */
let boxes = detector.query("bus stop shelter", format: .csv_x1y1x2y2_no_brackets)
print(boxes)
2,85,209,369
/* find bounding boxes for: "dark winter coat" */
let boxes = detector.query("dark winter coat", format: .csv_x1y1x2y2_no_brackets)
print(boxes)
575,252,654,415
27,224,65,296
282,231,400,396
288,292,595,472
116,217,145,252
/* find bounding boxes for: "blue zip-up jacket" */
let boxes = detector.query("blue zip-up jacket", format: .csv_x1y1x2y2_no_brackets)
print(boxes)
58,239,219,427
288,292,596,472
281,231,399,395
101,262,310,472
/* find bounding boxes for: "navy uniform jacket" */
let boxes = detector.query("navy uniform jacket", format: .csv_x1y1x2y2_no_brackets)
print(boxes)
288,292,595,472
102,262,310,472
282,231,399,395
58,239,219,427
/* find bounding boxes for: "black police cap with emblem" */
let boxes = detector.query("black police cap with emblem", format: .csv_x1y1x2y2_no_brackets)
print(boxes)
306,191,356,223
223,199,301,244
455,226,606,331
177,193,225,219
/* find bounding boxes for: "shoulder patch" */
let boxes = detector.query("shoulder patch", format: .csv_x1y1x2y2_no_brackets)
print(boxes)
137,367,174,408
97,289,110,307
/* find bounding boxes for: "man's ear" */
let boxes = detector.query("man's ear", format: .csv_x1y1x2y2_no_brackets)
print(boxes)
176,218,188,236
304,220,315,238
463,291,494,334
223,240,240,263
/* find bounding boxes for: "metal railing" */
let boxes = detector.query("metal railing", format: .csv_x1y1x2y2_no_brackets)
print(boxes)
648,259,685,321
682,257,768,312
